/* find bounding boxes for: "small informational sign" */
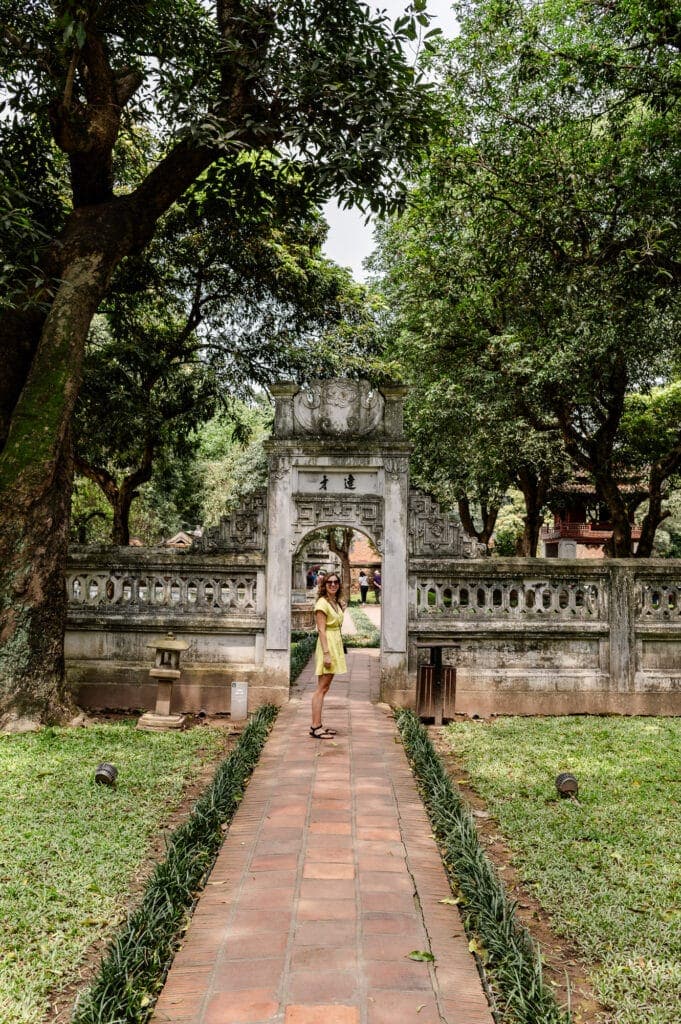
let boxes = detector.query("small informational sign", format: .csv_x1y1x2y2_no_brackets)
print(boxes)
231,680,248,721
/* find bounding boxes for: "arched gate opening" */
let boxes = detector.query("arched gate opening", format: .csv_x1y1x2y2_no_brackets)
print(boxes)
289,525,383,700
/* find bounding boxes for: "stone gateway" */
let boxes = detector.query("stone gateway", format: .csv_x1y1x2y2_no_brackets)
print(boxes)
66,380,681,717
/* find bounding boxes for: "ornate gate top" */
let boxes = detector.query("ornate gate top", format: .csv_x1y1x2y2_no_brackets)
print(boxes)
271,380,407,439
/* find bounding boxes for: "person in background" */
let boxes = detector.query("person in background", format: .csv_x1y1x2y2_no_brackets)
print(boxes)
372,568,382,605
310,572,346,739
358,569,369,604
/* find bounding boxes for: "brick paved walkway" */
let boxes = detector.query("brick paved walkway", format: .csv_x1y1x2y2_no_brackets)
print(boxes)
152,650,494,1024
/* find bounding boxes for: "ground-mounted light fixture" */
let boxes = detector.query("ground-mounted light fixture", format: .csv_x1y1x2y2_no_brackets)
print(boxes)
137,632,189,732
95,762,118,786
555,772,579,798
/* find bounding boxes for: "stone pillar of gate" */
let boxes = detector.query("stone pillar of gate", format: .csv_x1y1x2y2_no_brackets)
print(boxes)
379,391,410,703
263,379,411,700
263,385,296,689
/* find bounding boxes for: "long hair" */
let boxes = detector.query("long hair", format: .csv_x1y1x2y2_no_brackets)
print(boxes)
317,572,345,610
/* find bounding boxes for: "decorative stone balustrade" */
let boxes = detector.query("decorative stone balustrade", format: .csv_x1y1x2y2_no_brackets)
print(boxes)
66,548,264,621
635,581,681,621
414,576,603,620
406,559,681,717
67,570,259,615
66,547,268,715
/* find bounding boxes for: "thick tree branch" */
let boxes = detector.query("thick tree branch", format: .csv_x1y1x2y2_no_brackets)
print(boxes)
73,452,118,503
124,441,155,494
1,23,53,72
115,69,144,107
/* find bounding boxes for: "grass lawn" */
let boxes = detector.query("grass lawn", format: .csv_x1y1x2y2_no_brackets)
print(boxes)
0,721,226,1024
346,605,380,647
442,716,681,1024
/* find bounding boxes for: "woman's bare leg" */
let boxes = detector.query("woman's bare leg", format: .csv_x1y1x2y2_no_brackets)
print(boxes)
311,673,334,728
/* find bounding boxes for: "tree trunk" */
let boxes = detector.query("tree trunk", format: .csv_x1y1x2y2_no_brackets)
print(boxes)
327,528,353,606
516,511,545,558
0,305,49,450
595,472,633,557
75,445,155,546
636,464,670,557
111,476,151,546
75,510,107,544
550,360,633,556
0,253,112,727
111,491,132,546
0,432,75,729
457,496,499,548
515,466,550,557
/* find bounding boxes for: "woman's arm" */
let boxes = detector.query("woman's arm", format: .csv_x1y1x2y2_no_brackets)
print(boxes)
316,609,332,669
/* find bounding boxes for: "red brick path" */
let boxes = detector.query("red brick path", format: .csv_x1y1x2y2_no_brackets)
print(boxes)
152,650,494,1024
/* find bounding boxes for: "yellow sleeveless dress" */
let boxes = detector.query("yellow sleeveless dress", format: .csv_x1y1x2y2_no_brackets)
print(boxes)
314,597,347,676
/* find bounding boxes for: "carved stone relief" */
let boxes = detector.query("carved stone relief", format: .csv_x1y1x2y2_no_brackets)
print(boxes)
384,456,409,478
292,379,384,437
196,489,267,553
268,453,290,480
292,494,383,550
408,489,486,558
297,455,376,468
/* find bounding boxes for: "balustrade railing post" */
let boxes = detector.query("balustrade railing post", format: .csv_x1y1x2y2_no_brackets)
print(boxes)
609,563,636,690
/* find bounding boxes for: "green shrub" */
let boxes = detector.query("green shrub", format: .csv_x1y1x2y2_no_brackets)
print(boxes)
291,631,317,680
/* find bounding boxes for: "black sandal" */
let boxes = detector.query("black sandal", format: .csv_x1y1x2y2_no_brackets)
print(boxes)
309,725,335,739
321,724,337,735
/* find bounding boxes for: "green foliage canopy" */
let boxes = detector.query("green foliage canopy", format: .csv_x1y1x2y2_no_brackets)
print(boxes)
373,0,681,556
71,156,379,542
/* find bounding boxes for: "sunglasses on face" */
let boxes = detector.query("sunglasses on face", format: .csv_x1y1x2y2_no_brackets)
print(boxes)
327,580,340,586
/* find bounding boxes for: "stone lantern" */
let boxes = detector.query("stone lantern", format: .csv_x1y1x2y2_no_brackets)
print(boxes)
137,632,189,731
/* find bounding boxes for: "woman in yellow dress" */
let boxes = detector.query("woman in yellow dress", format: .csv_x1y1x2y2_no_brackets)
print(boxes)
310,572,347,739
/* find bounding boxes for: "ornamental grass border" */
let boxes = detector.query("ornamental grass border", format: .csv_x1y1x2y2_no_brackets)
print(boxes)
71,704,278,1024
291,630,318,681
395,708,572,1024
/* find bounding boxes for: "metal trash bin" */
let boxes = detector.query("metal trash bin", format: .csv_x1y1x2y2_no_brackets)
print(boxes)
416,643,459,725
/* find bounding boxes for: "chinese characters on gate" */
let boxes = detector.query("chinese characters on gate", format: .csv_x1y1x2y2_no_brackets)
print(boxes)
319,474,355,491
